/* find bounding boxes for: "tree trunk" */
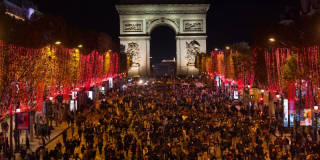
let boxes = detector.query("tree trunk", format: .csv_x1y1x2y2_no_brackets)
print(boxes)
30,112,33,142
10,107,13,153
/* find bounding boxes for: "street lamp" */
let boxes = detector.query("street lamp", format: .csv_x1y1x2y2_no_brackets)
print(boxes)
226,46,230,50
55,41,61,45
215,48,218,51
248,84,250,88
269,38,275,42
269,38,295,48
78,45,83,48
276,91,280,98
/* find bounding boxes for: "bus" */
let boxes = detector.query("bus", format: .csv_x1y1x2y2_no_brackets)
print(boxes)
132,75,140,84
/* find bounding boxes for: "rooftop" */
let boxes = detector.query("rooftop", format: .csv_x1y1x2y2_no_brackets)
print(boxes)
119,0,207,4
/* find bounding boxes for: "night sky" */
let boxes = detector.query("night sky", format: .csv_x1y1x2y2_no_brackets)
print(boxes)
33,0,300,64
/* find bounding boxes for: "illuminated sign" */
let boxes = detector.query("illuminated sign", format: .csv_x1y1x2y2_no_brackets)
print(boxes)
300,109,312,126
216,76,220,87
17,112,29,130
184,20,203,31
70,100,74,111
27,8,34,19
72,91,77,100
88,91,93,100
234,90,238,100
123,21,143,32
289,115,294,127
70,100,77,111
283,99,288,127
109,78,113,89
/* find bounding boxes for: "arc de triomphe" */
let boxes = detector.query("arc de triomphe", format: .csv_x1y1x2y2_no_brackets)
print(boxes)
116,0,210,77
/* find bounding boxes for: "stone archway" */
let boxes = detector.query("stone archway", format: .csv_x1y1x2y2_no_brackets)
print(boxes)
147,18,180,34
116,3,210,77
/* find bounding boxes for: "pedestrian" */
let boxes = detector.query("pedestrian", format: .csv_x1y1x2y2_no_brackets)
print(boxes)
97,139,103,155
42,128,48,140
41,137,46,148
78,127,83,140
26,137,30,149
65,138,70,154
63,130,67,144
63,152,69,160
56,140,62,150
35,147,40,160
34,122,37,134
47,127,51,140
81,144,86,155
42,148,48,160
71,125,75,137
70,141,75,157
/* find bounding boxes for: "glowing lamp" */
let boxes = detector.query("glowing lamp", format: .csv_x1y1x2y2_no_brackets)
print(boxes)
139,80,143,84
276,91,280,98
315,106,319,111
226,46,230,50
269,38,275,42
49,97,53,101
55,41,61,45
215,48,218,51
16,109,20,112
261,89,264,93
78,45,83,48
248,84,250,88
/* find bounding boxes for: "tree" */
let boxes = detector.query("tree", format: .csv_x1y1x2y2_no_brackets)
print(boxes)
0,42,47,153
65,27,82,49
231,42,253,83
281,53,298,83
253,48,268,86
97,32,114,54
29,14,67,48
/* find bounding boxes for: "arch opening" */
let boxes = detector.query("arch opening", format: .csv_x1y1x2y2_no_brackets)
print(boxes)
150,25,176,77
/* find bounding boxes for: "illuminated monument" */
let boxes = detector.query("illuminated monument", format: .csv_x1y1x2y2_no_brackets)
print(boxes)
116,0,210,77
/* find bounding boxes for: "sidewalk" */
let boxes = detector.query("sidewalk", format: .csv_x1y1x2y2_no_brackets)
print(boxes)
0,107,93,159
4,95,119,160
14,99,106,160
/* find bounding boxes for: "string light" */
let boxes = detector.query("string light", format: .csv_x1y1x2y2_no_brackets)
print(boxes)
0,40,120,119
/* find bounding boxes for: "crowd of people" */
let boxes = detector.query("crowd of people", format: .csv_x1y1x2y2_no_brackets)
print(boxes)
18,84,320,160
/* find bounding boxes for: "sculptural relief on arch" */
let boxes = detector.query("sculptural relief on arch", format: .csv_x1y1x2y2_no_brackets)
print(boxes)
116,1,210,77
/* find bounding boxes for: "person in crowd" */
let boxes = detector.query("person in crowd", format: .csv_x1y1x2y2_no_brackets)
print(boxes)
28,85,320,160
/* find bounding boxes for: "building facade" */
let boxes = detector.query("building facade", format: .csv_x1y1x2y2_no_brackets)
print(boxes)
2,0,41,20
117,0,209,78
280,0,319,25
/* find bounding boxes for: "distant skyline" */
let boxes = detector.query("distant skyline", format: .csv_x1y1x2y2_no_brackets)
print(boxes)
33,0,300,55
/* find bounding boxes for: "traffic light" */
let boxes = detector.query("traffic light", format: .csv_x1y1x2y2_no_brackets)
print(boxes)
260,97,263,105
